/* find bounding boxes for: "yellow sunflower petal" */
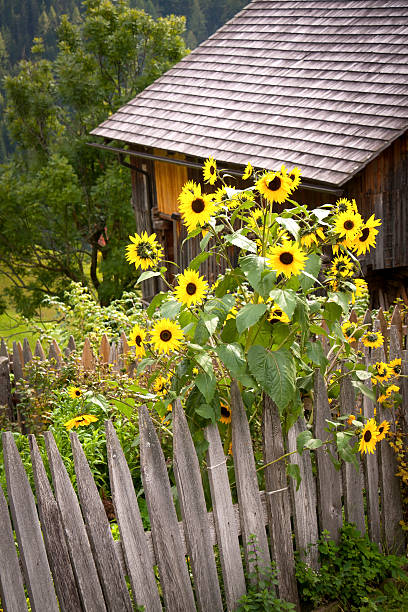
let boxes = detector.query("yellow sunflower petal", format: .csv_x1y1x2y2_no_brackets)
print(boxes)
203,156,217,185
267,240,307,277
150,318,184,354
174,268,208,307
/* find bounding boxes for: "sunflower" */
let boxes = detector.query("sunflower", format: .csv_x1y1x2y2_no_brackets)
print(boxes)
242,162,253,180
286,166,302,191
372,361,392,384
174,268,208,307
361,331,384,349
386,384,400,396
333,210,363,245
388,358,401,377
378,393,387,404
126,232,163,270
247,208,266,233
178,183,216,232
347,414,356,425
354,278,368,296
220,401,232,424
300,227,325,248
267,240,307,277
65,414,98,430
330,254,355,278
203,156,217,185
256,171,291,204
150,318,184,354
376,420,390,442
358,418,379,455
342,321,357,343
332,240,349,255
68,387,82,399
128,324,147,358
269,305,290,323
351,215,381,255
334,197,358,214
153,374,172,397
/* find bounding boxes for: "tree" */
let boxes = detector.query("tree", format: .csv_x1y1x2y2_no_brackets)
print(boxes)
0,0,187,316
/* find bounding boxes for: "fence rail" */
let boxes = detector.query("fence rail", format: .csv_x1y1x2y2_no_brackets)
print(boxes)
0,307,407,611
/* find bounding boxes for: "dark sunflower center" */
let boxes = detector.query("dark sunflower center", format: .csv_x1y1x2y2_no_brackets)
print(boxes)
266,176,281,192
275,309,282,317
280,252,294,265
393,365,401,374
221,405,230,418
290,173,295,181
256,217,264,227
78,416,86,422
75,390,81,397
160,330,172,342
359,228,370,241
136,241,154,259
209,165,215,175
186,282,197,295
378,427,384,434
135,335,142,346
367,334,377,342
364,430,372,442
343,220,354,230
192,198,205,213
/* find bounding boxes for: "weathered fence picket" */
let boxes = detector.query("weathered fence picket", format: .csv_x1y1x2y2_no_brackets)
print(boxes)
44,431,107,611
204,421,246,610
262,394,299,607
2,432,59,612
139,403,197,611
313,369,342,543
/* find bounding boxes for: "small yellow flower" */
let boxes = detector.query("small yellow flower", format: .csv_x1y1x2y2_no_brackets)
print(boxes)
361,331,384,349
242,162,253,180
65,414,98,430
220,401,232,424
334,210,364,245
347,414,356,425
174,268,208,307
372,361,392,384
268,305,290,323
153,374,172,397
126,232,163,270
376,420,390,442
203,156,217,185
359,419,379,455
150,318,184,354
256,171,291,204
267,240,307,277
330,254,354,278
342,321,357,343
388,358,402,378
68,387,82,399
386,384,400,396
128,324,147,358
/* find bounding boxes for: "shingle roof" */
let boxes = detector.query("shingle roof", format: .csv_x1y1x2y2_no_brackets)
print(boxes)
91,0,408,187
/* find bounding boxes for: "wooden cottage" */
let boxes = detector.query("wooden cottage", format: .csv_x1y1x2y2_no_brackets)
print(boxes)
90,0,408,307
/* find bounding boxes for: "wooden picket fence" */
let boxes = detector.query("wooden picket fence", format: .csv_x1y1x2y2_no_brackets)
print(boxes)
0,307,407,611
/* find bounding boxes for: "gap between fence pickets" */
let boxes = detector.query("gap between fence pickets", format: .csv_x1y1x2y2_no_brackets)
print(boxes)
113,492,270,570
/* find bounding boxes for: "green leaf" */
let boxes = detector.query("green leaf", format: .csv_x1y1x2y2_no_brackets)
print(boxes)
188,251,212,271
111,398,133,419
328,291,351,314
195,403,217,424
323,301,343,331
275,216,300,239
247,345,296,410
224,231,257,253
354,370,372,381
196,371,216,403
352,380,376,403
296,430,312,455
200,232,212,251
215,343,246,377
136,358,154,375
299,253,322,292
269,289,297,319
160,299,181,319
306,341,328,369
202,312,219,335
192,348,213,375
304,438,323,451
136,270,161,284
146,292,167,317
194,317,210,345
287,463,301,491
336,431,358,469
236,303,267,335
221,318,239,343
239,255,276,296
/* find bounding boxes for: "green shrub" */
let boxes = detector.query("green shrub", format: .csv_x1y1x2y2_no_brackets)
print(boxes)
296,524,408,610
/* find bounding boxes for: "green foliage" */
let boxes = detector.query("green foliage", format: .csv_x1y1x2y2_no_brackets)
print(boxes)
0,0,187,314
295,524,408,611
236,535,296,611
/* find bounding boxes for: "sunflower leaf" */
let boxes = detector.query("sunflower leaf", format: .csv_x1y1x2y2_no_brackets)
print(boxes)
299,253,322,292
269,288,297,319
195,403,217,424
189,251,212,271
275,216,300,239
296,430,312,455
239,255,276,296
236,303,267,335
287,463,301,491
224,231,257,253
195,371,216,403
352,380,376,403
214,343,246,378
247,345,296,410
136,270,161,285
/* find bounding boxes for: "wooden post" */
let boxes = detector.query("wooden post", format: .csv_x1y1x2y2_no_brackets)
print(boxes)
99,334,110,365
262,394,299,607
81,337,96,371
34,339,46,360
0,356,13,420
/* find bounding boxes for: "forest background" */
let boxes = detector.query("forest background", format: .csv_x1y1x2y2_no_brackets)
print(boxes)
0,0,246,323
